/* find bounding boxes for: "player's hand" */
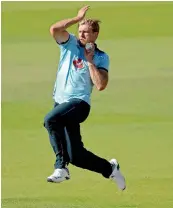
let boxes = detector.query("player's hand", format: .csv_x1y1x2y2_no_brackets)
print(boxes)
77,5,90,21
85,43,95,63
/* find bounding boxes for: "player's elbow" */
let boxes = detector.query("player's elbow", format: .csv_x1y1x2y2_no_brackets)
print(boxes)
50,26,57,36
98,87,105,91
97,84,107,91
49,25,62,36
97,79,108,91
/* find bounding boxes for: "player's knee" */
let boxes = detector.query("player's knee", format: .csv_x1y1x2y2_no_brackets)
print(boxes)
44,114,54,128
44,112,62,129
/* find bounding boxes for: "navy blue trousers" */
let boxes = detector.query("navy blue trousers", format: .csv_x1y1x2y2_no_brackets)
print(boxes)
44,98,112,178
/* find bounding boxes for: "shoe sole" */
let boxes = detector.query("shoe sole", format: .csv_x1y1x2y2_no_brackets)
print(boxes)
110,159,126,191
111,171,126,190
122,177,126,190
116,168,126,191
47,176,70,183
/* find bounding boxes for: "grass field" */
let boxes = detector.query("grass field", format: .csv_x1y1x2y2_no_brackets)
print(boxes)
1,1,173,208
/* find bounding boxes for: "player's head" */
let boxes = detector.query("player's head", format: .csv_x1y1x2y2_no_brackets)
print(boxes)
78,19,100,45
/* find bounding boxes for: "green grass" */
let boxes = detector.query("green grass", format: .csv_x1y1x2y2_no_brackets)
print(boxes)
2,2,173,208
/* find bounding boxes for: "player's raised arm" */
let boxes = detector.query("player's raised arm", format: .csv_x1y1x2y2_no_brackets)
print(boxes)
50,5,90,44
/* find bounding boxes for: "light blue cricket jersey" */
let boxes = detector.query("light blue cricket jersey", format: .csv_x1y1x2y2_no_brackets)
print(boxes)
53,34,110,105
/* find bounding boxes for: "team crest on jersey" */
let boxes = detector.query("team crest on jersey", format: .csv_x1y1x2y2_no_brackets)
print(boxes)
73,58,84,70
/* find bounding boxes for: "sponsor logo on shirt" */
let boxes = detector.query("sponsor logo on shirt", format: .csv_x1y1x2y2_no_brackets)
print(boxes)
73,58,84,69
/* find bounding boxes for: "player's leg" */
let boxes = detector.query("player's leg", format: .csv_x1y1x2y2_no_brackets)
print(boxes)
66,123,126,190
44,98,126,189
44,103,70,169
65,115,126,190
65,123,112,177
44,103,72,183
43,98,90,183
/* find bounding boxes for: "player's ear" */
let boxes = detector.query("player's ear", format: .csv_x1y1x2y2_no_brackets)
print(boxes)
94,32,99,38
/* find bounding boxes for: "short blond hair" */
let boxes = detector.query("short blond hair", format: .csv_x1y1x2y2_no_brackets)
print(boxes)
78,18,101,32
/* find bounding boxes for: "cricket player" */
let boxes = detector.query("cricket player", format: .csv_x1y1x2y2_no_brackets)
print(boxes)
44,5,126,190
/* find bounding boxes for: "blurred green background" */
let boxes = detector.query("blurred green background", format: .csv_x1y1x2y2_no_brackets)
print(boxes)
2,2,173,208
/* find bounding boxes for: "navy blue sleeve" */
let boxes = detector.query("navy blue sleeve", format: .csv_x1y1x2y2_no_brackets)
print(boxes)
97,53,110,72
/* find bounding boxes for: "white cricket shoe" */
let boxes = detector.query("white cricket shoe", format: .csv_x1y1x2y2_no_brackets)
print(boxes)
47,167,70,183
109,159,126,190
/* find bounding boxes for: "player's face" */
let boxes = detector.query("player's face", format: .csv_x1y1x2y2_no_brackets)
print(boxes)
78,24,98,45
